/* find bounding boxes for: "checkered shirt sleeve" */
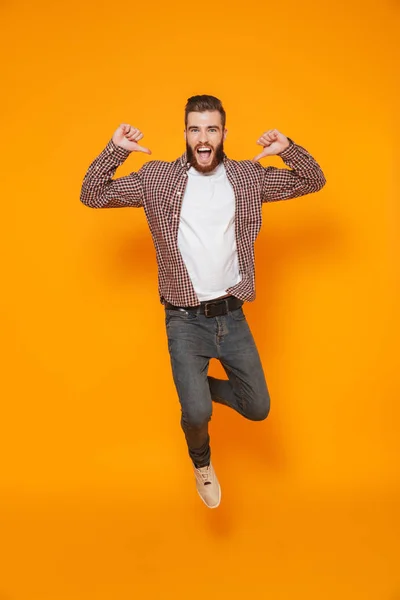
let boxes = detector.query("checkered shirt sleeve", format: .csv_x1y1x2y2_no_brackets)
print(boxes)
80,140,147,209
260,140,326,201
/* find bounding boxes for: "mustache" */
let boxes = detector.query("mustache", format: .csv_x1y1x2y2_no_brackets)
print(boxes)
186,140,225,173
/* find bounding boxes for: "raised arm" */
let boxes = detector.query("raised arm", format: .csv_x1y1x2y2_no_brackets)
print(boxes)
253,129,326,202
80,124,152,209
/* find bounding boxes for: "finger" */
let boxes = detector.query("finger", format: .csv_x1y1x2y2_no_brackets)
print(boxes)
120,124,131,134
252,151,266,162
125,127,139,139
266,131,278,141
257,137,272,146
257,141,271,148
131,132,144,142
127,134,142,143
135,145,152,155
262,130,278,141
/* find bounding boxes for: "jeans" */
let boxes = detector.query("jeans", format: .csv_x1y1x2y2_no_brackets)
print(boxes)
165,305,270,468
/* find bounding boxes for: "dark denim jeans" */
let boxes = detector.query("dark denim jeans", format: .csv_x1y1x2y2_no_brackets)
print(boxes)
165,305,270,467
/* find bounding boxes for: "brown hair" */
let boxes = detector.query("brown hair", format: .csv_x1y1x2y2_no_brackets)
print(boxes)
184,95,226,129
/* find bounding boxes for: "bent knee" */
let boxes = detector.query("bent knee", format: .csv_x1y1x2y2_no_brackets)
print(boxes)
248,394,270,421
182,409,212,430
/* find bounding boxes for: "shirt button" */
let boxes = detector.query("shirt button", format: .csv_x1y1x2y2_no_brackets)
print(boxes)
173,214,178,219
177,192,182,196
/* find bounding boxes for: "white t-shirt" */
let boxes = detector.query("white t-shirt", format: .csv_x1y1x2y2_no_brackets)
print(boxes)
177,163,241,302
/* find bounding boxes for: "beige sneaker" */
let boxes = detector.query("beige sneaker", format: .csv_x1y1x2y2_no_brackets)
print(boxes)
193,461,221,508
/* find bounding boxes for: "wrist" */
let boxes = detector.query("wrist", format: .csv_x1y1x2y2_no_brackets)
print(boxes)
277,138,293,156
107,139,131,159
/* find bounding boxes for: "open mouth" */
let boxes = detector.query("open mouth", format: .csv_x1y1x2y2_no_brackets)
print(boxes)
196,146,213,164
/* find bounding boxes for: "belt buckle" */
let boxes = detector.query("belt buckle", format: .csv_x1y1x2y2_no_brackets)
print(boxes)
204,299,228,318
204,302,215,318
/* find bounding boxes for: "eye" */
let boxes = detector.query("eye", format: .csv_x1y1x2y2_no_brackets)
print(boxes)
209,128,217,132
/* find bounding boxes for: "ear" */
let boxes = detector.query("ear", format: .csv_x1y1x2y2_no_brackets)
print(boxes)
223,128,228,141
184,129,187,141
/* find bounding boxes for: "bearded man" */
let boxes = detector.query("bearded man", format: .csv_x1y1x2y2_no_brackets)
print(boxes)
80,95,326,509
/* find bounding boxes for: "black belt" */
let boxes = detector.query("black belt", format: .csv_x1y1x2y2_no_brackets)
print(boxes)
164,295,244,318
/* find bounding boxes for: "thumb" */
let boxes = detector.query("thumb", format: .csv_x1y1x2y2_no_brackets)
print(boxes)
252,150,266,162
136,145,152,155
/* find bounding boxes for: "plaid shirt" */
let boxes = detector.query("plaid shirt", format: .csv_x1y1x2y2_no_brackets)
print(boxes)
80,139,326,306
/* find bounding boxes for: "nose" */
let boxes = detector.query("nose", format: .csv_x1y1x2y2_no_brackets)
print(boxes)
199,131,210,145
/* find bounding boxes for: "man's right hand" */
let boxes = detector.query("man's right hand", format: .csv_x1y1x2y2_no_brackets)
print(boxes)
112,124,152,154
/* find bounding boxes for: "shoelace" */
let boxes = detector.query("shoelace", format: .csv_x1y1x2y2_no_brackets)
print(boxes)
196,466,212,485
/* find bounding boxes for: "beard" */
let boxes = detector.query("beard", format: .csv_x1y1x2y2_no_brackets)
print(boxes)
186,140,225,174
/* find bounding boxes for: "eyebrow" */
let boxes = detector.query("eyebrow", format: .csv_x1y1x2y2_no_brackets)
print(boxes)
188,125,221,130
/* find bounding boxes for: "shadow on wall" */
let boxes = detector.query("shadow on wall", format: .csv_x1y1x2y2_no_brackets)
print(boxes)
109,212,342,476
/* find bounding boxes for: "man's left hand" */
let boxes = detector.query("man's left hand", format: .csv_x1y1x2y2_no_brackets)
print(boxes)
253,129,290,161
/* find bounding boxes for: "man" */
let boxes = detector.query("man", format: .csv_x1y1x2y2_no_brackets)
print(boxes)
80,95,326,509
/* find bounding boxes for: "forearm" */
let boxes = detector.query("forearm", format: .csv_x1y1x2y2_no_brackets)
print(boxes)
263,140,326,202
280,139,326,187
80,140,143,209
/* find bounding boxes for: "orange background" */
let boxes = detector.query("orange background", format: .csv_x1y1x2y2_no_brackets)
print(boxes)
1,0,400,598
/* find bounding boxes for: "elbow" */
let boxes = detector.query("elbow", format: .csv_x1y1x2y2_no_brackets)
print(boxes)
80,198,96,209
315,172,327,192
299,174,326,198
80,187,99,209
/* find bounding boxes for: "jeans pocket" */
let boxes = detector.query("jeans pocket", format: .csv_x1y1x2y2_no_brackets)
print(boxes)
230,307,246,321
165,309,198,326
